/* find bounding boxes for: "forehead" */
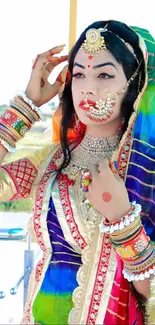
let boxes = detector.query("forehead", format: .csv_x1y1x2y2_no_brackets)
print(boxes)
73,48,118,67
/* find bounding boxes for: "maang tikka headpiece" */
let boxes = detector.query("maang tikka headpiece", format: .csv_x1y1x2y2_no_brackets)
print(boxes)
81,27,139,64
81,28,107,56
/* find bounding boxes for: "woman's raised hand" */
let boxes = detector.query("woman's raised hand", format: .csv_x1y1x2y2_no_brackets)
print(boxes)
85,159,131,222
25,45,68,107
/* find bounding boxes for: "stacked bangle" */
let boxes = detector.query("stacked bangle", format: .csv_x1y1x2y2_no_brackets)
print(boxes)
10,101,36,124
15,91,42,119
111,217,141,244
13,96,41,122
0,132,16,148
0,92,42,152
113,226,149,259
1,107,31,138
99,202,155,281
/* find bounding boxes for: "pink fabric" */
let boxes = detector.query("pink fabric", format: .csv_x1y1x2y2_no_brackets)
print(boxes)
104,254,143,325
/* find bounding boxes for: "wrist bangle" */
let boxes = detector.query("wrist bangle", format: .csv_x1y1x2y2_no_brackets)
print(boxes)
123,263,155,282
15,91,43,119
0,139,16,153
99,201,142,234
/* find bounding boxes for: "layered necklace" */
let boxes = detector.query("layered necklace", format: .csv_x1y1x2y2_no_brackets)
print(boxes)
70,133,121,170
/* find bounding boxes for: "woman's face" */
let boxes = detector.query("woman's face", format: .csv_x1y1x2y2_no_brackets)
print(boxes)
71,48,127,126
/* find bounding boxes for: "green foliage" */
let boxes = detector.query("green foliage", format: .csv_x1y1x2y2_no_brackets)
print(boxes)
0,198,32,212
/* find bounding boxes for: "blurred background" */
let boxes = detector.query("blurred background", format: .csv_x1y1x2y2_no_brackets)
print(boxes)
0,0,154,323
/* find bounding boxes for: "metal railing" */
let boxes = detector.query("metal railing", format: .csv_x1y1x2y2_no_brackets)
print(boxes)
0,228,34,310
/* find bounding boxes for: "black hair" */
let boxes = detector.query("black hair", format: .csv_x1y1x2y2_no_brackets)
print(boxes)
59,20,145,171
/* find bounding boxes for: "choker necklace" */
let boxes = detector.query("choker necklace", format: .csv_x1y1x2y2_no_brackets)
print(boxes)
70,133,121,169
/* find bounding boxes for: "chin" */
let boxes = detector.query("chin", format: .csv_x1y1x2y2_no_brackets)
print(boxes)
82,115,112,125
79,118,108,127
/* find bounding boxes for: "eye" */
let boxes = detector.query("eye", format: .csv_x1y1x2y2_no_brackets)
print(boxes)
98,73,115,79
72,72,85,79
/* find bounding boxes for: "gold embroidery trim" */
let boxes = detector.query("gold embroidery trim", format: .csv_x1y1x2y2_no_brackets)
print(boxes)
131,149,155,162
143,38,155,45
52,241,78,253
129,162,155,174
52,252,81,257
50,260,81,265
133,138,155,149
49,229,76,244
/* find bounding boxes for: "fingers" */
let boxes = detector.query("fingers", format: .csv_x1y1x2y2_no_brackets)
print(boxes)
41,44,66,57
88,164,99,190
106,160,122,183
113,171,123,183
39,79,61,102
98,159,120,182
45,55,68,74
32,45,67,72
40,56,68,89
87,159,119,186
89,164,99,179
98,159,110,174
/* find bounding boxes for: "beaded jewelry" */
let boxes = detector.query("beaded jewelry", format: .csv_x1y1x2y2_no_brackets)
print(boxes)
0,93,42,152
80,170,92,193
99,201,141,234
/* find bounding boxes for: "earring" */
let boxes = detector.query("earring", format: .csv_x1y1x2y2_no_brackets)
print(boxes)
118,118,125,133
73,113,86,137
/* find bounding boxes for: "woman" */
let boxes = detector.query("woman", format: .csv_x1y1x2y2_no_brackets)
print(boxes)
0,20,155,325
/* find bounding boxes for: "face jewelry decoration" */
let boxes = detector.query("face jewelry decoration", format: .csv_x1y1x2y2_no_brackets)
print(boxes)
80,170,92,192
81,28,106,56
86,94,116,123
81,28,141,123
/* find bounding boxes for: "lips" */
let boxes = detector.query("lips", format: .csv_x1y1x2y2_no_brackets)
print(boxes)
79,99,96,111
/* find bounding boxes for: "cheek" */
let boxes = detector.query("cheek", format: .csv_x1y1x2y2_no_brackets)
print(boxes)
71,82,81,104
111,93,125,118
71,86,77,105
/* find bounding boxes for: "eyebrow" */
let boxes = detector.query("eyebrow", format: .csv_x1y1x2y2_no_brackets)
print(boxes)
73,61,118,70
73,63,85,69
93,62,118,70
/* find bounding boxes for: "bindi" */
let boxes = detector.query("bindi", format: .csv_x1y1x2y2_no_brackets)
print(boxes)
102,192,112,203
87,55,93,68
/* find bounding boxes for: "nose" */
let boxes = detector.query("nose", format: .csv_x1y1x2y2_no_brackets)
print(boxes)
81,89,97,96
